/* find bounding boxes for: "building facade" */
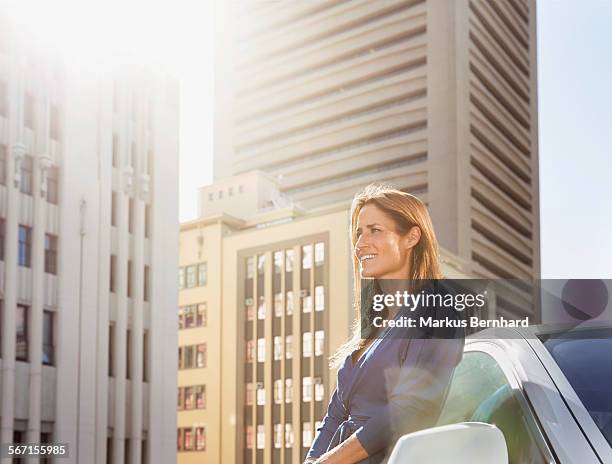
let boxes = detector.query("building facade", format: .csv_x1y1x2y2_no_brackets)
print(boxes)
0,24,178,464
178,172,470,463
214,0,540,295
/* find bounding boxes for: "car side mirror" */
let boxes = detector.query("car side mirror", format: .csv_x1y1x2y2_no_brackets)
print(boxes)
387,422,508,464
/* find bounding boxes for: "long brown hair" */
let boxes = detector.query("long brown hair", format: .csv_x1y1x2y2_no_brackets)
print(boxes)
329,183,443,369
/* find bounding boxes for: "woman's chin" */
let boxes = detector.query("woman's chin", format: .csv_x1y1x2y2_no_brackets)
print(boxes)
359,267,376,278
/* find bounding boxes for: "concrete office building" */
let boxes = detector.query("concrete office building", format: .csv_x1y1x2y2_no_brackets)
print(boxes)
214,0,541,299
178,171,470,464
0,26,178,464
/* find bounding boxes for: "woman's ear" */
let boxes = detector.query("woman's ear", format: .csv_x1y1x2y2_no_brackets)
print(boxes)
404,226,421,249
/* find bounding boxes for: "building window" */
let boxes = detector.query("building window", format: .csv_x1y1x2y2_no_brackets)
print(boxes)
196,344,206,368
273,336,282,361
285,378,293,404
228,186,233,196
110,255,117,292
245,298,254,321
302,422,313,448
144,265,150,302
256,383,265,406
127,260,133,298
183,428,194,451
42,311,54,365
20,155,33,195
218,190,223,199
186,265,196,288
144,204,151,238
0,218,5,261
50,104,61,140
286,291,293,316
128,198,134,233
257,296,266,320
302,377,312,402
46,166,58,205
184,386,194,409
198,262,207,286
246,425,254,449
285,249,294,272
285,335,293,360
111,192,118,226
256,425,265,449
246,340,255,363
245,382,254,406
302,244,312,269
274,379,283,404
0,144,6,185
183,305,194,328
315,330,325,356
315,242,325,266
112,134,119,167
195,427,206,451
197,303,207,326
274,293,283,317
245,382,253,406
274,424,283,449
24,93,34,129
302,291,312,313
196,385,206,409
302,332,313,358
16,305,28,361
246,256,255,279
176,387,185,411
126,329,132,379
183,345,194,369
178,267,185,290
285,424,294,448
109,324,115,377
208,192,213,201
274,251,283,273
238,184,244,194
257,254,265,274
257,338,265,363
44,234,58,274
314,377,324,402
143,330,149,381
315,285,325,311
18,225,32,267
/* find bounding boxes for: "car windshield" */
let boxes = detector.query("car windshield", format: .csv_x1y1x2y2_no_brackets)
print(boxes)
540,328,612,447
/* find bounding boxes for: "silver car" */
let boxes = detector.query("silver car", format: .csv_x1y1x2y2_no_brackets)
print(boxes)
388,324,612,463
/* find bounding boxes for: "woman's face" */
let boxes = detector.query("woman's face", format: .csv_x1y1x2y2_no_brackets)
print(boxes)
354,203,419,279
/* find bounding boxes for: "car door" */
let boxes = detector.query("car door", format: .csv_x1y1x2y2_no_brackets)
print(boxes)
436,348,555,464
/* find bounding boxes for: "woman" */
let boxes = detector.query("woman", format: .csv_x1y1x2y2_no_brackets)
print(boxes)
304,184,464,463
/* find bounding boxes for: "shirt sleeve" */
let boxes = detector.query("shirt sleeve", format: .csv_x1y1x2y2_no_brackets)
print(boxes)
354,337,464,456
306,386,348,459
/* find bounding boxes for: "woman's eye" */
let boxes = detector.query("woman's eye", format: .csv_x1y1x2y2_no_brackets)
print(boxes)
372,228,380,233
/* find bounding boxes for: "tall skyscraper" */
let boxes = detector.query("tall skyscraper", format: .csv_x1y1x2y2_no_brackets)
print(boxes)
215,0,540,291
0,24,178,464
178,172,470,463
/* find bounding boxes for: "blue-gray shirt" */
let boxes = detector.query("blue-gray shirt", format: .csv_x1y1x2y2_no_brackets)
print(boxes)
306,310,464,462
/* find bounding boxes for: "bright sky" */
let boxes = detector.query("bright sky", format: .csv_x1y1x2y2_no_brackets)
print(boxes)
5,1,611,278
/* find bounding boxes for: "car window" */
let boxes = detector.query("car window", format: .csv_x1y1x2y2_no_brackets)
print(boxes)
540,328,612,447
437,351,549,464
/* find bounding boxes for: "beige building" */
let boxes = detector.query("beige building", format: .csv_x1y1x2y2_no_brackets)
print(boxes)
215,0,541,295
178,172,470,464
0,22,179,464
